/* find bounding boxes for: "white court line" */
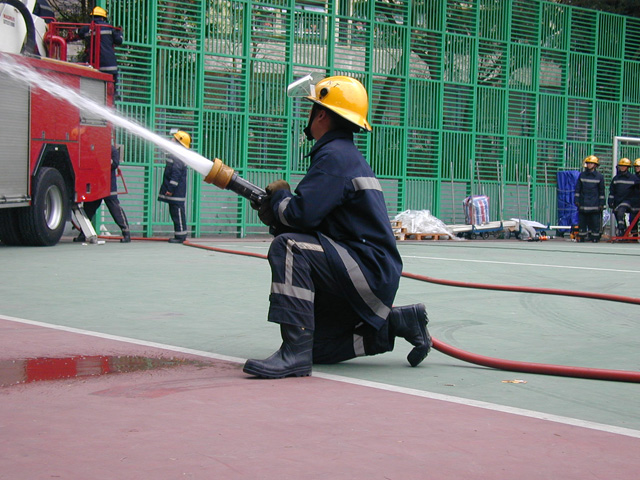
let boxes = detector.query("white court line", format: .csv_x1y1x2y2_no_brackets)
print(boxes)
403,255,640,274
2,313,639,440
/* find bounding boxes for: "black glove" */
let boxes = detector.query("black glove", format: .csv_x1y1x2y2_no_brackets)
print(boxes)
255,180,290,226
250,197,262,211
266,179,290,195
258,195,275,226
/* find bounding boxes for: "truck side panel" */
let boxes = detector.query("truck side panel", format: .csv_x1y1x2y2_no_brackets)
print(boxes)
0,68,30,207
77,76,111,201
27,59,112,203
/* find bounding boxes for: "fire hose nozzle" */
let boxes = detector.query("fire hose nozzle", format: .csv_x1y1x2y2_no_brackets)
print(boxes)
204,158,267,205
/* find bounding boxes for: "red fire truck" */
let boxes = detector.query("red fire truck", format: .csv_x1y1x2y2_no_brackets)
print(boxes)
0,0,115,246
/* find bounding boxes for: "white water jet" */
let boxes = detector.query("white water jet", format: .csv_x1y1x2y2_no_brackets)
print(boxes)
0,52,214,177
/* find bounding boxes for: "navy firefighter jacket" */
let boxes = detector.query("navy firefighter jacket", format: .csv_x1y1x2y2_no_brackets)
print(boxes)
269,130,403,330
575,169,605,212
158,155,187,204
608,170,639,209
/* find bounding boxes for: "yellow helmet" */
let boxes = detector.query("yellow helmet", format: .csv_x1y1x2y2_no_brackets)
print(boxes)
173,130,191,149
634,158,640,167
618,158,631,167
306,76,372,132
92,6,108,18
584,155,599,165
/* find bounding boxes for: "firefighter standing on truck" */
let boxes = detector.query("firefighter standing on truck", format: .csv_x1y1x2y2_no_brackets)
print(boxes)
575,155,605,243
608,158,640,237
158,130,190,244
77,7,122,89
242,75,432,379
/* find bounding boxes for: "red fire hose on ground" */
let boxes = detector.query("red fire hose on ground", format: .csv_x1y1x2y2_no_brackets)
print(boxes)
400,271,640,383
106,236,640,383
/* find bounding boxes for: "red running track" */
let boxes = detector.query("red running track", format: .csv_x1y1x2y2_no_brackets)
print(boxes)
1,316,639,480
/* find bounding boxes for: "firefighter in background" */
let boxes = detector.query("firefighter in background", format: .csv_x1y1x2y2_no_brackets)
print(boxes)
243,76,432,379
574,155,605,242
158,130,190,244
608,158,640,237
77,7,122,89
75,145,130,243
630,158,640,237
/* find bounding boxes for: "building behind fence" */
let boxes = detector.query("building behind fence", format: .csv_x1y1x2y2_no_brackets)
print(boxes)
102,0,640,237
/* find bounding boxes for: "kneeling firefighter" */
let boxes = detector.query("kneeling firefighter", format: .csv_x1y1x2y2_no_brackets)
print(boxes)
243,75,432,379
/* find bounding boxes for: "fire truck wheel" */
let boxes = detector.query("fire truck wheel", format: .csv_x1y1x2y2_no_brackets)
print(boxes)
19,167,69,246
0,208,24,245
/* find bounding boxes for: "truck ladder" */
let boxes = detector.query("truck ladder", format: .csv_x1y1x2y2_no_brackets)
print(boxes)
71,204,98,244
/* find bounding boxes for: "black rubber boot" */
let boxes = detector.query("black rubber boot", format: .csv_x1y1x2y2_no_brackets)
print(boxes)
168,235,186,244
243,324,313,379
120,231,131,243
388,303,432,367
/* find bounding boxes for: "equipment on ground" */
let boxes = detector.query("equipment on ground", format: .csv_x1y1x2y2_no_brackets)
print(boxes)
0,0,118,245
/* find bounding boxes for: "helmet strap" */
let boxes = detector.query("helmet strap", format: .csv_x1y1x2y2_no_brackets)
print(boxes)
303,119,314,142
304,104,321,141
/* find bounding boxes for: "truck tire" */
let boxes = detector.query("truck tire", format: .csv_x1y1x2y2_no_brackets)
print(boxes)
0,208,24,245
18,167,69,246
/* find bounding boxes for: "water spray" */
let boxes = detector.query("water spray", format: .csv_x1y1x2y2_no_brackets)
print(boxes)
0,52,267,205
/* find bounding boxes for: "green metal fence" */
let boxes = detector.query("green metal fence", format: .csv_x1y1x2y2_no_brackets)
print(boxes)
98,0,640,237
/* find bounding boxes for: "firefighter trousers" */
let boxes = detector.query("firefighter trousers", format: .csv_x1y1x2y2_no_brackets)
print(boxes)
84,195,129,234
168,202,188,238
267,232,391,364
578,210,602,241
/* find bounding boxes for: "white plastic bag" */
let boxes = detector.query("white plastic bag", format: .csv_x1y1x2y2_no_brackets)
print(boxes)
393,210,454,238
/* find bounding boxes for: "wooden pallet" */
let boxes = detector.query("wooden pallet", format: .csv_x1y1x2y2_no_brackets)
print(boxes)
404,232,451,241
391,220,407,240
391,220,451,241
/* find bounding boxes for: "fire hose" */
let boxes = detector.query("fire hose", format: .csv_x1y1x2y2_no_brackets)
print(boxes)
118,156,640,383
183,241,640,383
